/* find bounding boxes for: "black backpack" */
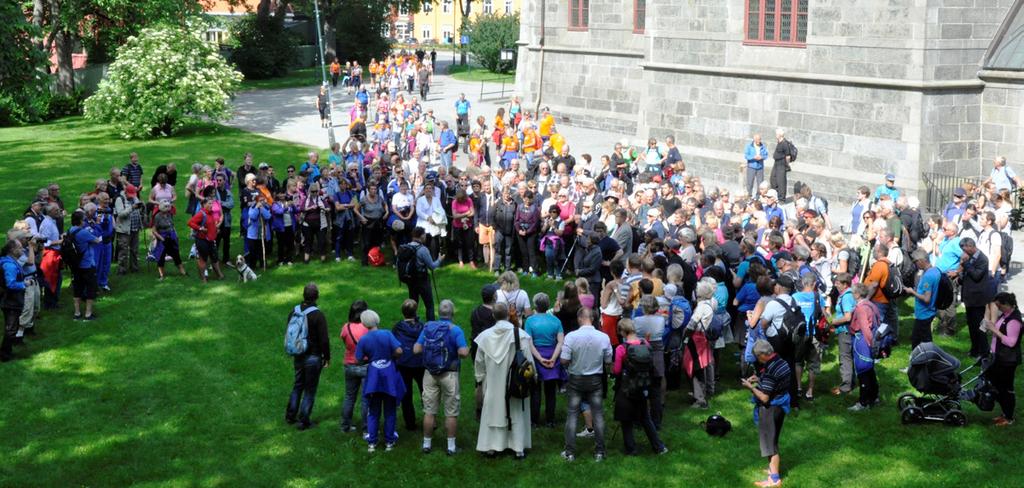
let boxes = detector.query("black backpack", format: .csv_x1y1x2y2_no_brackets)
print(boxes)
999,231,1013,272
702,414,732,437
845,248,862,280
882,262,905,299
620,340,653,398
788,141,798,163
935,273,955,311
60,228,85,270
773,297,806,348
396,242,421,284
505,325,537,429
898,249,917,291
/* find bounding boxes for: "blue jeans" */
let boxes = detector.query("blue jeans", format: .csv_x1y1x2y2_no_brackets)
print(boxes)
96,243,112,287
286,354,323,426
366,393,398,445
874,301,900,340
440,150,453,170
564,374,606,456
341,365,368,430
544,241,562,277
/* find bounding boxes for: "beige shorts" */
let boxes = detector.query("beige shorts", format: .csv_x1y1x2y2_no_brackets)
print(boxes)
422,371,461,417
477,225,494,245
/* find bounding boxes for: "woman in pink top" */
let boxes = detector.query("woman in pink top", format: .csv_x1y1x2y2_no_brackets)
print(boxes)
575,278,595,310
149,173,176,204
450,188,476,268
611,319,667,455
340,300,370,432
986,292,1022,426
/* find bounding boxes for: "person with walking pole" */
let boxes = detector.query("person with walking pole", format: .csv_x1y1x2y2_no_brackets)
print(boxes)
245,195,271,270
398,227,444,321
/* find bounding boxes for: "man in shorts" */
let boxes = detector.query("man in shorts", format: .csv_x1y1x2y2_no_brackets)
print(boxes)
791,273,826,400
414,300,468,455
68,211,101,320
188,198,224,283
742,339,792,487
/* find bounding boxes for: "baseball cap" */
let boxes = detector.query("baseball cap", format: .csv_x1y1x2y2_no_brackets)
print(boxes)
776,274,796,290
125,185,139,197
766,189,779,199
885,173,896,181
953,187,966,197
258,162,269,169
773,250,793,262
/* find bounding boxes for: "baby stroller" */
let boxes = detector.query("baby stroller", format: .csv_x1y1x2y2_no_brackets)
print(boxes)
897,343,996,427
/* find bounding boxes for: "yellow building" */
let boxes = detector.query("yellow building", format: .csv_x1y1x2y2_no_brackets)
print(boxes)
411,0,520,45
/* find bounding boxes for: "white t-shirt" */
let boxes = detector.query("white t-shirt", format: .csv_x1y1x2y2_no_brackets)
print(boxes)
761,294,794,338
496,289,531,315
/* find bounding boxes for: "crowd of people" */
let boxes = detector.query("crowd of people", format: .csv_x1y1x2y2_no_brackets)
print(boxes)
3,73,1021,487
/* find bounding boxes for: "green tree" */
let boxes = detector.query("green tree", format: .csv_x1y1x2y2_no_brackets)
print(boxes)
0,0,49,125
334,0,392,64
230,13,299,79
462,13,518,73
84,24,243,138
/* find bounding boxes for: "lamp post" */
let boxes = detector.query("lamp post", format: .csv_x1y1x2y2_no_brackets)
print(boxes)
313,0,336,148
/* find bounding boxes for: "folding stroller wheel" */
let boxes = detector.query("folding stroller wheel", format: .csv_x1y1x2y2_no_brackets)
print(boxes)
943,409,967,427
897,394,916,411
901,406,924,424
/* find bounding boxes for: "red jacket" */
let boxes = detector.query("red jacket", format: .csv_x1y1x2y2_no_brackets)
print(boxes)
188,209,218,242
850,299,879,346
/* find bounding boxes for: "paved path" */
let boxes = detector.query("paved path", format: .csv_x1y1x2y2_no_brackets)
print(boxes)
227,59,1024,294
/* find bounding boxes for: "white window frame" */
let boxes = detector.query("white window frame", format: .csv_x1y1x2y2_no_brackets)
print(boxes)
505,0,512,14
442,0,452,13
483,0,493,14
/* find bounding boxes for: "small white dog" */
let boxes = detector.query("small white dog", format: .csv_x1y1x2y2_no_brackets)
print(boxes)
235,255,259,282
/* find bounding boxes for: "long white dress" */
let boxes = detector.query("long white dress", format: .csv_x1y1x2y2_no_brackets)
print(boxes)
474,320,534,453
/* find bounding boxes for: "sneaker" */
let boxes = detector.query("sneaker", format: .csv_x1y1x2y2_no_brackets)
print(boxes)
446,448,457,456
101,285,111,292
83,315,97,321
422,446,432,454
340,426,358,433
995,417,1015,427
576,428,595,438
335,257,342,262
367,444,377,453
385,443,395,452
73,314,82,321
594,452,605,462
848,403,870,412
362,432,371,442
560,451,575,462
347,256,355,261
657,446,669,455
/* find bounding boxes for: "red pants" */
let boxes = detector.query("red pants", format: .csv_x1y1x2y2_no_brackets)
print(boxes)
601,313,621,347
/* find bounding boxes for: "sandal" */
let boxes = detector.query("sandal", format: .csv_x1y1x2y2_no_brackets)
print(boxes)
754,478,782,487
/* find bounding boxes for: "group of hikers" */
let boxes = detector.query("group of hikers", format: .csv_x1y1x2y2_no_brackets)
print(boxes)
2,81,1021,487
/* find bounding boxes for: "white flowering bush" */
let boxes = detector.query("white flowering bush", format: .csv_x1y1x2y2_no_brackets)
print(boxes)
85,25,243,138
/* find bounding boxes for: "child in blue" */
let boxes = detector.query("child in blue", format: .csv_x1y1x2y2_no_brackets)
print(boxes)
355,309,406,452
908,249,941,349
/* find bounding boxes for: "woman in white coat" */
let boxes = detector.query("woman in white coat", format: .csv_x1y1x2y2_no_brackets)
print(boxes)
415,180,447,258
474,302,534,459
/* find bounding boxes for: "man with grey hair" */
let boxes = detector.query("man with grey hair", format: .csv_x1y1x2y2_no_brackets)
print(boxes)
414,299,468,455
984,155,1021,192
355,308,405,452
741,338,791,487
771,129,796,201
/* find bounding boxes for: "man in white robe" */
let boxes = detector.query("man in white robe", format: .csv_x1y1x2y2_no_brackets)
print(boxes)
474,302,534,458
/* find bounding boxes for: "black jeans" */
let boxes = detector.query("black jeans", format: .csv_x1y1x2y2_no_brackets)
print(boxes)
858,367,879,406
360,219,385,264
453,226,474,264
912,317,935,350
531,379,559,425
286,354,324,427
564,374,606,456
276,228,294,264
1,307,22,361
43,270,61,309
217,226,231,264
409,278,435,321
965,305,988,357
770,161,788,201
516,233,538,272
398,365,425,430
987,362,1018,421
621,397,664,455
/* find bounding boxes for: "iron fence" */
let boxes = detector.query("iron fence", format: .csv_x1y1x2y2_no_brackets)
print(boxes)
479,77,511,101
920,172,985,214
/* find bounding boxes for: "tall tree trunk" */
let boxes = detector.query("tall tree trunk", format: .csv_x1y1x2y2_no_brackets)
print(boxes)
459,0,471,65
54,29,76,95
322,9,337,62
31,0,45,51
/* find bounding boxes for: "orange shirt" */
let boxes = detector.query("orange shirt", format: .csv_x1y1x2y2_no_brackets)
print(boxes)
330,62,341,74
539,114,555,137
494,115,505,131
469,136,483,154
502,135,519,152
522,130,537,151
863,259,890,304
550,133,566,155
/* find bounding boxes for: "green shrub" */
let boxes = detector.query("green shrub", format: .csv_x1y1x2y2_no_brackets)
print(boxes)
46,89,87,119
462,13,519,74
230,13,298,80
335,1,393,65
84,25,243,138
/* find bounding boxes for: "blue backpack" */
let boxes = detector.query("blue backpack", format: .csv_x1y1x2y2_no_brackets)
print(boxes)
422,321,452,375
284,305,317,356
664,296,693,342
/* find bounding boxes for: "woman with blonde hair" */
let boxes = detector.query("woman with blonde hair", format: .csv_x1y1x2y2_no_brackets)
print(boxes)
495,271,531,323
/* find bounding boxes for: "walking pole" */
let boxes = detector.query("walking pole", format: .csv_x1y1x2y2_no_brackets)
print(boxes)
430,268,441,311
559,238,578,276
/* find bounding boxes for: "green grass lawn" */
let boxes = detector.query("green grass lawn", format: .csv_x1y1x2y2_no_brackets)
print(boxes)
448,64,515,83
0,119,1022,486
240,67,324,91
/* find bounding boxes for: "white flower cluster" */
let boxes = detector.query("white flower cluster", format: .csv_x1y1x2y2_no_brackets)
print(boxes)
85,25,243,138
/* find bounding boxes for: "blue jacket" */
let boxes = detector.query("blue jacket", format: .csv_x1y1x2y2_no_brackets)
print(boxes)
1,256,26,292
245,205,272,241
744,141,768,170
